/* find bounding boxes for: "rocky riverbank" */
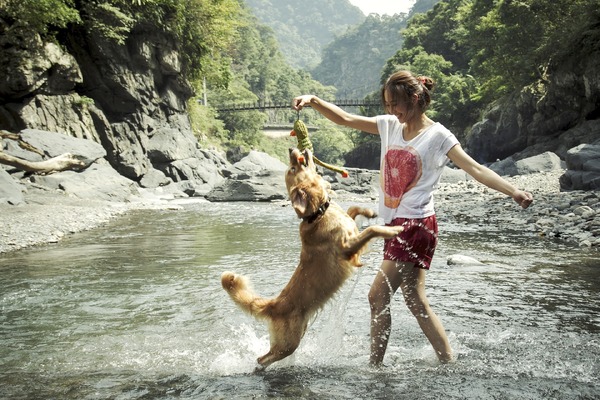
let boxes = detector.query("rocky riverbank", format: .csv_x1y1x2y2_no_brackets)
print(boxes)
435,170,600,247
1,163,598,255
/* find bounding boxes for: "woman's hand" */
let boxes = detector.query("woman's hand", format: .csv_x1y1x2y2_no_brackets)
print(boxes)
512,190,534,209
292,95,315,111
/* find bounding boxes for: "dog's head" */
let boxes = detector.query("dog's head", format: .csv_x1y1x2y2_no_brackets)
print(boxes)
286,148,330,219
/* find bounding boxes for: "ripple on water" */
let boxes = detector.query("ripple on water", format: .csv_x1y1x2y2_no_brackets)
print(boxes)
0,203,598,399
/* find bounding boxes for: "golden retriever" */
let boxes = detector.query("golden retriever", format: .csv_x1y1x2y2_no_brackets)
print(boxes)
221,148,403,370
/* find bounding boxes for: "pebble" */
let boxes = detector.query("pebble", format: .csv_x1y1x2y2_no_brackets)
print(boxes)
435,170,600,248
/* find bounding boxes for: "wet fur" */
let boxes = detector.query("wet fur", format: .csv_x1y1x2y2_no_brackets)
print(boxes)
221,148,403,369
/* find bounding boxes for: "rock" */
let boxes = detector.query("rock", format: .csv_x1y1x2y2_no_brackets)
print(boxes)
206,151,287,202
147,127,200,163
560,141,600,190
467,93,528,162
161,156,225,187
489,151,564,176
573,205,596,218
344,140,381,170
18,128,106,163
29,163,139,202
232,150,287,173
323,167,379,196
206,174,286,202
447,254,485,266
0,168,24,205
139,168,171,188
464,29,600,164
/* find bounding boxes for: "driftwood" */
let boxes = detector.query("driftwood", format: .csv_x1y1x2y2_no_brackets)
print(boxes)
0,130,86,174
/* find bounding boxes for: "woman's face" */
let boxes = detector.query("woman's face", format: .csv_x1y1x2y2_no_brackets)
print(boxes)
384,89,417,123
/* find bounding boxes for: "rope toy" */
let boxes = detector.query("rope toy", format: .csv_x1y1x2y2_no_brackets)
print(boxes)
290,115,349,178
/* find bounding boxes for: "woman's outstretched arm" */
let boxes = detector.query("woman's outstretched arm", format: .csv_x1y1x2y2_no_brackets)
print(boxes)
292,95,379,135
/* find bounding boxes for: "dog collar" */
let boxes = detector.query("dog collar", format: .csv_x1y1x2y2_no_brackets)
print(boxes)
303,199,330,224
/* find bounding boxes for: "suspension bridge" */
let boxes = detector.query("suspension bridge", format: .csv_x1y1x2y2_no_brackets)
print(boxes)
206,99,381,136
213,99,380,113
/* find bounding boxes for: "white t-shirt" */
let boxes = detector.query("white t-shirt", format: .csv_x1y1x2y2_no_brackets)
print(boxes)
376,115,460,223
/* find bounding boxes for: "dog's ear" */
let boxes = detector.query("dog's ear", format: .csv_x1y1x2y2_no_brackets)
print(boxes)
290,187,308,216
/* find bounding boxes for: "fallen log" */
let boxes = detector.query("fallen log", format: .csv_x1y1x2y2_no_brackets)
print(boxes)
0,151,86,174
0,130,87,174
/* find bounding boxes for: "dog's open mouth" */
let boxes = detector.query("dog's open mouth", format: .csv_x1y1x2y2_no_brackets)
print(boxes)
288,147,310,168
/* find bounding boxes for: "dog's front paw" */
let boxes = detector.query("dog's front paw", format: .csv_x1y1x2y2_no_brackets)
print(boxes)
221,271,237,291
383,226,404,238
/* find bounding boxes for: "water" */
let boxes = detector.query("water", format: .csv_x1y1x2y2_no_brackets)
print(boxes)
1,201,599,399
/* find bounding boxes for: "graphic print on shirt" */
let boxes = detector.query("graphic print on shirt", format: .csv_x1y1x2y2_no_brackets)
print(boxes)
381,145,422,209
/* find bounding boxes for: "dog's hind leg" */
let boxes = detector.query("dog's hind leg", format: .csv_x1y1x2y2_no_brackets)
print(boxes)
256,318,304,369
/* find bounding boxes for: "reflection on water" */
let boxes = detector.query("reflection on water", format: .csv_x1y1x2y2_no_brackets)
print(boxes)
0,201,598,399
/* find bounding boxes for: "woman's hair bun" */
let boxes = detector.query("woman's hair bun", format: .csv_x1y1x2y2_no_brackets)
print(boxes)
417,76,435,92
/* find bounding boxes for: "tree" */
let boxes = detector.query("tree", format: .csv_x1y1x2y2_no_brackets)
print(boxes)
0,0,81,33
383,46,478,135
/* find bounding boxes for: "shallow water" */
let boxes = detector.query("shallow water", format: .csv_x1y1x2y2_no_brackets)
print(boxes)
0,201,599,399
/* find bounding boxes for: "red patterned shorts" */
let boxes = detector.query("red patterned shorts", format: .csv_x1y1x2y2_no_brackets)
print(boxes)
383,215,439,270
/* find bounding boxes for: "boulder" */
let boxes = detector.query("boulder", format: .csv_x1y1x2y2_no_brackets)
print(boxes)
139,168,172,188
441,166,472,183
560,140,600,190
232,150,287,173
18,129,106,162
489,151,564,176
147,127,200,163
0,168,24,205
206,151,287,202
29,163,139,202
206,174,286,202
323,167,379,196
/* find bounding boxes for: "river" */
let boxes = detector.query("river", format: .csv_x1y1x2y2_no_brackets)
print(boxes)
0,201,598,399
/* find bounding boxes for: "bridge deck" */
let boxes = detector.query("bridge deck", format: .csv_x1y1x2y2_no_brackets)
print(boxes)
213,99,380,112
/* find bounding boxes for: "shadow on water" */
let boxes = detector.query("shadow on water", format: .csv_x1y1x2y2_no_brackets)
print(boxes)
0,201,598,399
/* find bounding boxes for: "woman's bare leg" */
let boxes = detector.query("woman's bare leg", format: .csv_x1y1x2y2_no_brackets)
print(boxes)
400,266,453,362
368,260,403,365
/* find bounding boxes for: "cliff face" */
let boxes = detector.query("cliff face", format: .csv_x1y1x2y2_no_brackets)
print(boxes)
465,25,600,163
0,18,222,191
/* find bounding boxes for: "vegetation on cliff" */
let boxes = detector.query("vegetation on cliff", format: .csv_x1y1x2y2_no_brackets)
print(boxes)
1,0,240,86
384,0,599,135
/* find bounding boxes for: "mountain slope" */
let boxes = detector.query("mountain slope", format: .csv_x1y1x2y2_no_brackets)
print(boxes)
311,14,408,99
244,0,365,69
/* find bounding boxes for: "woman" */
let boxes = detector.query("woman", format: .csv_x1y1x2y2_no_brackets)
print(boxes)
292,70,533,365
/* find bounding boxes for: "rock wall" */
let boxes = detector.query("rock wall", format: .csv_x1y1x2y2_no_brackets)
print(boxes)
0,18,225,195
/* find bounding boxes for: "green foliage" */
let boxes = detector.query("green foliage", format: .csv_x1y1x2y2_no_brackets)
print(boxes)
199,9,337,158
312,14,408,99
168,0,242,84
80,1,134,45
2,0,242,87
401,0,470,71
383,0,598,136
244,0,365,69
187,99,228,146
73,95,95,109
224,110,267,148
0,0,81,33
310,119,354,165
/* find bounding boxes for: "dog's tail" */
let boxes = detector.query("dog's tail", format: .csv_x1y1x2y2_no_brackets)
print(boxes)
221,271,272,319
